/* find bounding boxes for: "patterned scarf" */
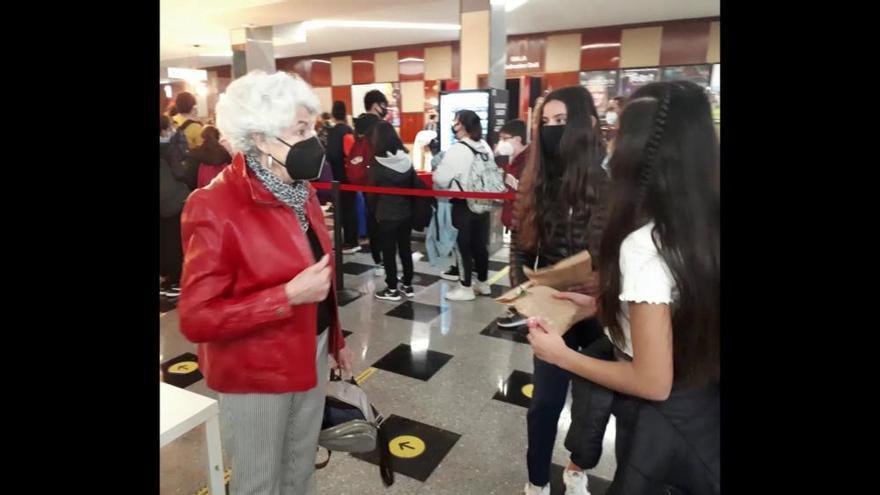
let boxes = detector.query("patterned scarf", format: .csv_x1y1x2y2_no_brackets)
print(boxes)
245,153,310,232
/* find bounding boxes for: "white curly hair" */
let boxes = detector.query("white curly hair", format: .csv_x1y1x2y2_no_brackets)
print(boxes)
215,70,321,155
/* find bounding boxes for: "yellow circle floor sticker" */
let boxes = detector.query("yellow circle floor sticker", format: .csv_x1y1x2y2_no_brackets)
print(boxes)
521,384,534,399
389,435,426,459
169,361,199,374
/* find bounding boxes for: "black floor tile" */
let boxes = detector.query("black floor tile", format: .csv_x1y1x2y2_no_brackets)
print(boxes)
337,288,362,306
488,260,508,272
371,344,453,381
385,301,447,323
342,262,376,275
410,272,441,287
492,370,534,408
550,464,611,495
487,284,508,297
159,296,178,313
479,319,529,345
161,352,203,389
352,414,461,482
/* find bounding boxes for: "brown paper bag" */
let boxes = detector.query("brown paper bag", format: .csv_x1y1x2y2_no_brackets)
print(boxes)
523,250,592,290
495,285,593,335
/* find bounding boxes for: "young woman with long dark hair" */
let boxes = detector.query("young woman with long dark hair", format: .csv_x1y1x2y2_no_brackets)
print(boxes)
528,81,720,494
511,85,612,495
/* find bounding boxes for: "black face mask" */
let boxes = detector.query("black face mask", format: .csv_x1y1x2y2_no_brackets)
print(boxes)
272,136,325,181
377,104,388,118
540,125,565,160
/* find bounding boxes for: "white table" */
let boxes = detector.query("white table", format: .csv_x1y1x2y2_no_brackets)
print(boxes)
160,383,225,494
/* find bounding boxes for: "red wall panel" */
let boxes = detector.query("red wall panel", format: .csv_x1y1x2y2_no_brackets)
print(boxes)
659,21,711,66
399,112,425,143
352,52,375,85
331,86,353,118
580,28,622,70
310,58,332,87
542,72,580,92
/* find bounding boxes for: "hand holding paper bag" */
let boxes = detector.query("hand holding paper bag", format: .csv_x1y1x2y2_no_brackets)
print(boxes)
495,251,596,336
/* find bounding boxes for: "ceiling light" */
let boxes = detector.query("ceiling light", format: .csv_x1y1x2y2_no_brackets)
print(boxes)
305,20,460,31
164,85,173,99
491,0,529,11
581,43,622,50
167,67,208,82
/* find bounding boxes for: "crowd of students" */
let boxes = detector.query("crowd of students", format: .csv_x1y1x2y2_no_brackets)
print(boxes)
163,69,720,494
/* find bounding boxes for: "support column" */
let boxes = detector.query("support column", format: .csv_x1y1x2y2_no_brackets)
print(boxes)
230,26,275,79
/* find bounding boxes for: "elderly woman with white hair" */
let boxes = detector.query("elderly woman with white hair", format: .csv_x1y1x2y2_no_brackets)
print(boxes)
177,70,353,495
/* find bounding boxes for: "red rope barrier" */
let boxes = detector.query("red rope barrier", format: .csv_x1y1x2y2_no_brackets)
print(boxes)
310,181,516,200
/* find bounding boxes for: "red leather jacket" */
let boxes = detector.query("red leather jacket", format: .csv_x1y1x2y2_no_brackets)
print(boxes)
178,153,344,394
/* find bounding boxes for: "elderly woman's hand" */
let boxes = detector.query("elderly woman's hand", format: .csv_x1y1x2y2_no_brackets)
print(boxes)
285,254,332,305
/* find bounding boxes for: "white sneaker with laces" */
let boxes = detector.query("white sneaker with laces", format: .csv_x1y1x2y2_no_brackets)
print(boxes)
472,280,492,296
445,284,476,301
523,482,550,495
563,468,591,495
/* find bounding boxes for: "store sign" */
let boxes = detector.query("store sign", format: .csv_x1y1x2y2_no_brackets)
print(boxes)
505,37,545,74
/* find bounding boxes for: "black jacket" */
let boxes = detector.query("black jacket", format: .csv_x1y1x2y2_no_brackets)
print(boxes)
367,150,415,223
509,160,611,286
326,123,352,182
566,338,720,495
159,142,191,218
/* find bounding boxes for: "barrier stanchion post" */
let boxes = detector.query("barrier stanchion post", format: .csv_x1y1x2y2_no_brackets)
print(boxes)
331,180,362,306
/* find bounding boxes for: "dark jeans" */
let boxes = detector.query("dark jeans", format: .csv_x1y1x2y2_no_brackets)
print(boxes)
527,318,605,487
367,203,382,265
341,190,359,247
451,201,489,287
378,218,414,289
159,213,183,285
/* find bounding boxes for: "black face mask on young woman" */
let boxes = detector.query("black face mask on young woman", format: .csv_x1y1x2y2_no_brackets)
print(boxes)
540,125,566,179
272,135,326,181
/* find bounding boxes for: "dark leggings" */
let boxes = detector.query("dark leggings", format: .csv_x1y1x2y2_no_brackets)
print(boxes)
527,318,605,486
341,190,359,247
366,203,383,265
451,201,489,287
159,213,183,285
378,219,414,289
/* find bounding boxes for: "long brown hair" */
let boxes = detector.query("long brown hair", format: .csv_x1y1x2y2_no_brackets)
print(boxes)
598,81,720,385
514,86,605,251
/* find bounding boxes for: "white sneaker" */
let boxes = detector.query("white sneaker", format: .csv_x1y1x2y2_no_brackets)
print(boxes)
473,280,492,296
445,284,476,301
374,266,385,277
524,482,550,495
563,468,590,495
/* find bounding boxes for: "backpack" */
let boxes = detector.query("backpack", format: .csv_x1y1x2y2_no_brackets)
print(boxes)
166,125,191,172
452,141,506,214
345,137,372,185
316,370,394,487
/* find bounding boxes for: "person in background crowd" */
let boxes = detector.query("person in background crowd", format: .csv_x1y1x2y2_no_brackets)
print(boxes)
326,101,360,254
172,91,204,149
423,113,438,132
511,85,611,495
159,115,191,298
601,96,626,177
433,109,495,302
348,89,389,276
166,103,178,121
367,121,417,301
183,125,233,190
495,118,532,329
603,96,626,141
528,80,720,494
316,112,333,149
178,70,353,495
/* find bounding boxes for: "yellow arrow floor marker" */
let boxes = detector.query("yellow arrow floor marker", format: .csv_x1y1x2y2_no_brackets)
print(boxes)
389,435,426,458
168,361,199,374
